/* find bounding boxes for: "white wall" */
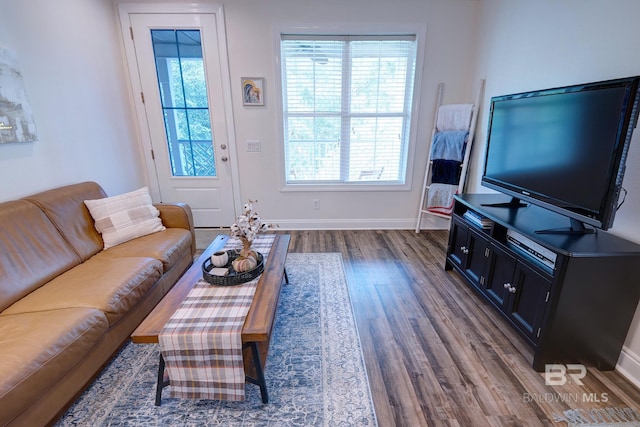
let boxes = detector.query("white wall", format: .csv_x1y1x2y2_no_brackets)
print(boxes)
0,0,146,199
469,0,640,386
221,0,480,228
0,0,481,228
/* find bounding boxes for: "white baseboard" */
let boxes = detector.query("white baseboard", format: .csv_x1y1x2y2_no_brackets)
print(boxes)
271,216,451,231
272,218,413,230
617,346,640,389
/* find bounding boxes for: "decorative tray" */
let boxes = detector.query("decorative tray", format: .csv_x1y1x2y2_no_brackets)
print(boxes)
202,250,264,286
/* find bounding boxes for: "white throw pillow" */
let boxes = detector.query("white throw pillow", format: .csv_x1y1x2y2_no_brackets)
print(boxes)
84,187,166,249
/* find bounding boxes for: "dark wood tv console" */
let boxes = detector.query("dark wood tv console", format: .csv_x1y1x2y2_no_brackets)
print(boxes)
445,193,640,371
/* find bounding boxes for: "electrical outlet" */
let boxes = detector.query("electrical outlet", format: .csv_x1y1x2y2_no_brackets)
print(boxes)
313,199,320,210
247,140,261,152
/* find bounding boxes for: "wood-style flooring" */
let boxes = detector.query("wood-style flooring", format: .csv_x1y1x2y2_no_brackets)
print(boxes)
280,229,640,427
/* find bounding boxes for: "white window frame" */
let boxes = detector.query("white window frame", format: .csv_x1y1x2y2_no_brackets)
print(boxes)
273,24,427,192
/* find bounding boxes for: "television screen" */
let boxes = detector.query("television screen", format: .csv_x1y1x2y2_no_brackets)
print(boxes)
482,77,640,231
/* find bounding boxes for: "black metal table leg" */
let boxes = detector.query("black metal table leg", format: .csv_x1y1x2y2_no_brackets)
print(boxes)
244,342,269,403
283,267,289,285
155,354,170,406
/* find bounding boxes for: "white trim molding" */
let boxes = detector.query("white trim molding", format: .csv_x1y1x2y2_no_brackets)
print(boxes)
269,216,449,231
617,346,640,389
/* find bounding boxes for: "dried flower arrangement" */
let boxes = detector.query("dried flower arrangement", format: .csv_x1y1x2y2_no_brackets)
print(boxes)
229,200,273,272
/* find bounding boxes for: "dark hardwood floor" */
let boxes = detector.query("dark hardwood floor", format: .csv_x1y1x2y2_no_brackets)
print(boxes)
280,229,640,427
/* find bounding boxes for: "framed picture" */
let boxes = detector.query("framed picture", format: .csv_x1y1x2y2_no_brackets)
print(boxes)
241,77,264,106
0,48,38,143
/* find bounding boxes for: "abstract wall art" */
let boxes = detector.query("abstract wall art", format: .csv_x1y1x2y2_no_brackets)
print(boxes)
0,48,38,143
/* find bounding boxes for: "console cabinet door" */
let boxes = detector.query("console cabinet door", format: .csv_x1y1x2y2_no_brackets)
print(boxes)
447,217,491,290
464,228,491,290
484,244,517,310
507,262,551,343
448,217,469,270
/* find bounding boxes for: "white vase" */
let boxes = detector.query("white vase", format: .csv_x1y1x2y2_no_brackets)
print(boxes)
211,250,229,267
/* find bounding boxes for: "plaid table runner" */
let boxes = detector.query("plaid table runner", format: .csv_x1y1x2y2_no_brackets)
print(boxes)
158,234,275,401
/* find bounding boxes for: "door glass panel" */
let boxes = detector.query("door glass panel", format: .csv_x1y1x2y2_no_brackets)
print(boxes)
151,29,216,177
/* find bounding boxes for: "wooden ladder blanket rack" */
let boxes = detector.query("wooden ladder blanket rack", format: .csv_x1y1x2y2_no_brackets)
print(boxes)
415,79,485,232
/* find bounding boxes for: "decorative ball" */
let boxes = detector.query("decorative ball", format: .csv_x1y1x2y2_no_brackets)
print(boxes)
245,250,259,262
232,256,258,272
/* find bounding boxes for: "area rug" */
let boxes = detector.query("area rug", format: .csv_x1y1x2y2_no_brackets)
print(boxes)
553,407,640,426
55,252,377,427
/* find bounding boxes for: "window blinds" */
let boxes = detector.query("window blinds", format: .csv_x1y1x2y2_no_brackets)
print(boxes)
280,34,417,184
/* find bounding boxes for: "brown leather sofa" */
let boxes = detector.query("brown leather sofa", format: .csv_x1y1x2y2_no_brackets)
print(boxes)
0,182,196,427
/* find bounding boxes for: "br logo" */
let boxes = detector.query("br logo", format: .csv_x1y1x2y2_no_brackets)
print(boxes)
544,364,587,386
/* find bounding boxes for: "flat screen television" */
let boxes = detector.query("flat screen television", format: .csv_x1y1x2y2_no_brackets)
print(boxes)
481,76,640,233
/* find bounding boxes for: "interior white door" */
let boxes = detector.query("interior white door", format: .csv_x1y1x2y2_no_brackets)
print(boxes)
125,12,236,227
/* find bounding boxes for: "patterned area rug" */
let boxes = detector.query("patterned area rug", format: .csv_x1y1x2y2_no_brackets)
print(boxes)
55,253,377,427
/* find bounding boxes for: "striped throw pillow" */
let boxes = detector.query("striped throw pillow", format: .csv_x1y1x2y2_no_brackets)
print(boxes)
84,187,165,249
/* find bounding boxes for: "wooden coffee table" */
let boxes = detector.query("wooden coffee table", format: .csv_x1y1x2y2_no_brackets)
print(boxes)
131,233,290,405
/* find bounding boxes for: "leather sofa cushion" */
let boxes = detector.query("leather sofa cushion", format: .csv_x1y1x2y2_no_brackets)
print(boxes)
96,228,192,273
0,308,108,426
0,200,81,312
3,257,163,325
26,181,107,262
155,203,196,257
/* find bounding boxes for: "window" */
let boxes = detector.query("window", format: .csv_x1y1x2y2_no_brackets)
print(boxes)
280,34,417,186
151,29,215,177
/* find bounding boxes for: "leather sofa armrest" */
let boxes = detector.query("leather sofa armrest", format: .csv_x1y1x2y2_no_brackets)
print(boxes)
155,203,196,257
